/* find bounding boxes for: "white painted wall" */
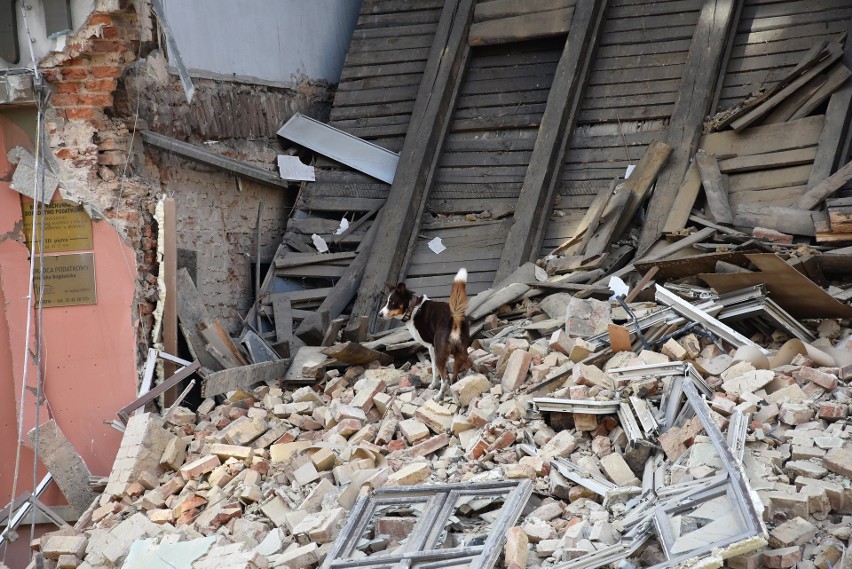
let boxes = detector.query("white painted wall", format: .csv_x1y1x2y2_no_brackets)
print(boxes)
162,0,363,85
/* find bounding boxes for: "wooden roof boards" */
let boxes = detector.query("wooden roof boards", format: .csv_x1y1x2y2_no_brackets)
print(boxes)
250,0,852,348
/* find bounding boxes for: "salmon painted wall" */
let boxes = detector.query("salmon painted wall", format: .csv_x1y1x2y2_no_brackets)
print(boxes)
1,114,138,529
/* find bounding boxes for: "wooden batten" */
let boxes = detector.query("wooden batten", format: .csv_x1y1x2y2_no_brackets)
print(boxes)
637,0,742,257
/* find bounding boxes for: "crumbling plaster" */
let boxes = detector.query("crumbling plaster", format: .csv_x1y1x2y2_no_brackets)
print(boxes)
118,51,334,332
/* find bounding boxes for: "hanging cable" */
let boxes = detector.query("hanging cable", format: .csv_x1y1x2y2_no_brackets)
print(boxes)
2,3,47,563
29,89,50,545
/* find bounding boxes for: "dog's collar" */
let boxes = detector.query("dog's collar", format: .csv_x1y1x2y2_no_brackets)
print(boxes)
401,295,424,322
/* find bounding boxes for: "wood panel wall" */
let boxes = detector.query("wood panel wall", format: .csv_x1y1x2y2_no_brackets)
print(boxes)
542,0,703,254
405,37,563,298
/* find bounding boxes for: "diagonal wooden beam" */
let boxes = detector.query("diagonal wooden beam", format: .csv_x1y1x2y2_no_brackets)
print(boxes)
351,0,477,331
809,18,852,188
494,0,608,283
636,0,741,258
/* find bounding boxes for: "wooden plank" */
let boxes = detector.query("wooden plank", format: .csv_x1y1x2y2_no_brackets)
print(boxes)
694,151,733,224
790,63,851,120
717,147,817,173
561,178,615,256
727,165,812,193
587,63,686,85
580,188,631,257
761,72,830,124
351,22,439,42
794,159,852,209
353,0,476,333
198,321,248,368
344,47,431,68
614,140,674,239
274,251,358,269
607,0,701,18
474,0,574,22
116,362,200,423
700,115,825,157
741,0,851,20
828,205,852,232
406,257,500,277
809,19,852,192
162,198,178,401
141,131,291,189
202,360,292,398
600,25,696,48
271,295,293,345
296,213,383,343
730,42,844,130
743,9,852,34
357,9,442,29
177,268,224,372
363,0,445,15
596,39,692,58
468,7,574,46
495,0,608,282
662,161,702,232
579,104,674,123
733,204,815,236
637,0,741,257
728,186,805,208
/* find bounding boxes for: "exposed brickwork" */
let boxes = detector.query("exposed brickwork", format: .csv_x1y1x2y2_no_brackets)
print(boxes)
34,0,335,352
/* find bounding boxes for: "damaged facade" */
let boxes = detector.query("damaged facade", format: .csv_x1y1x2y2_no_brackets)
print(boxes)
3,0,852,569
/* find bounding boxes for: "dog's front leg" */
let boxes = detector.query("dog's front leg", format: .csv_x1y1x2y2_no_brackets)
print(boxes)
428,346,440,389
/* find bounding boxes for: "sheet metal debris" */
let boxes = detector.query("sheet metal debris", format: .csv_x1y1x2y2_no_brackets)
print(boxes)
277,113,399,184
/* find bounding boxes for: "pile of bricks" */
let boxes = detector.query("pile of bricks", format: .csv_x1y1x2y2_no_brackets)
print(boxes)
21,292,852,569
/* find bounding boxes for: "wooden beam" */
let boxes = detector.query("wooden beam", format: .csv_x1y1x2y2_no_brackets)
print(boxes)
162,198,178,404
694,150,733,224
201,359,292,398
176,268,224,372
662,161,701,232
271,295,293,345
794,159,852,209
637,0,741,257
809,18,852,189
495,0,608,283
116,361,200,423
734,204,815,236
352,0,477,332
141,131,292,189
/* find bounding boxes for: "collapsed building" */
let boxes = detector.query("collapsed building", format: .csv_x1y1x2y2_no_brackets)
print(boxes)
2,0,852,568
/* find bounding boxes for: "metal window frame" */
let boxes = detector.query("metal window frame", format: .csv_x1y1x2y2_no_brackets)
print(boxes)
321,480,532,569
550,363,766,569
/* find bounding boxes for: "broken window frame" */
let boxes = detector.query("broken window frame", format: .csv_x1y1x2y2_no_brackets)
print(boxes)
715,285,816,342
321,480,532,569
549,363,766,569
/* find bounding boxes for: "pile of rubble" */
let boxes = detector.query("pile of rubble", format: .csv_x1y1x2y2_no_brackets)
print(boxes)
19,267,852,569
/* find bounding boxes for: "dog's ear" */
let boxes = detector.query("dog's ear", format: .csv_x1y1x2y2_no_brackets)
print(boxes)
395,282,407,293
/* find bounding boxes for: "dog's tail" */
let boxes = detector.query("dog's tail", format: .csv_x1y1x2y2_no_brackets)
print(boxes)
449,268,468,343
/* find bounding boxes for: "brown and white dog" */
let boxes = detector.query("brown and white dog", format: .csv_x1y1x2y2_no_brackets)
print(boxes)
379,268,470,399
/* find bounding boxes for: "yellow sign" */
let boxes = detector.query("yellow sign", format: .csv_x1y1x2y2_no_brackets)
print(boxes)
21,201,93,253
33,253,97,308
